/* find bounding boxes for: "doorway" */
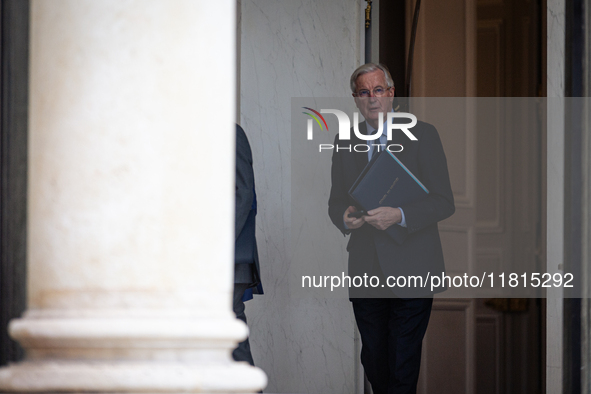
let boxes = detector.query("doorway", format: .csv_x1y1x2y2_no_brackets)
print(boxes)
375,0,546,392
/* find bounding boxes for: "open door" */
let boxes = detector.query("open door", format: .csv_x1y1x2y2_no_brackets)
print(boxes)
376,0,546,393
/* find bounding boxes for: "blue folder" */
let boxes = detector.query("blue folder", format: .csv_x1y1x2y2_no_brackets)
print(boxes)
349,150,429,216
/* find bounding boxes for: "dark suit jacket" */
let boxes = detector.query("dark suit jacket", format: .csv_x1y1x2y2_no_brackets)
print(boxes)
328,120,455,297
235,124,261,289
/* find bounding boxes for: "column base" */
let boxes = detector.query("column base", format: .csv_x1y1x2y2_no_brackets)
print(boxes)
0,314,267,393
0,361,267,393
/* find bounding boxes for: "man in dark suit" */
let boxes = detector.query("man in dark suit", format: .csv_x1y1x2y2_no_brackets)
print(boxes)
328,64,455,393
234,124,262,366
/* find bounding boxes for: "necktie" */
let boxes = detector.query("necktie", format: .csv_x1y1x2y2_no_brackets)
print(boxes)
371,135,383,159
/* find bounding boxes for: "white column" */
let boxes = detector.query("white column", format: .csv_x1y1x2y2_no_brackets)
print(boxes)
0,1,266,392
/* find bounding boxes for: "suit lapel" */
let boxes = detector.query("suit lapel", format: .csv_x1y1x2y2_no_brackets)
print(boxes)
389,128,411,163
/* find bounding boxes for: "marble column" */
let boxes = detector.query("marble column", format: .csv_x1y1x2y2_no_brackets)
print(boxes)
0,1,266,392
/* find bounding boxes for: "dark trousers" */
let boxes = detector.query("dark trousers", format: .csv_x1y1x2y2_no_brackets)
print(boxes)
351,297,433,394
232,283,255,366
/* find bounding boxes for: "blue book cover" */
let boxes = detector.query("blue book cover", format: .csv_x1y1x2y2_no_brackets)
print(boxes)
349,150,429,212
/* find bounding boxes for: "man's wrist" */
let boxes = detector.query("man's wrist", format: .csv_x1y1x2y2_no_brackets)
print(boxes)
397,207,407,227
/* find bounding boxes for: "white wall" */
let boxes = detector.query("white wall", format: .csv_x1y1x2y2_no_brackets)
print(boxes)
239,1,364,392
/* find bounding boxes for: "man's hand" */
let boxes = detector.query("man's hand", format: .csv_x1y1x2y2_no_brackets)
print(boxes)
365,207,402,230
344,206,365,230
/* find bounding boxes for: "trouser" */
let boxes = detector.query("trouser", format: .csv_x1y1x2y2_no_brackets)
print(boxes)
232,283,255,366
351,297,433,394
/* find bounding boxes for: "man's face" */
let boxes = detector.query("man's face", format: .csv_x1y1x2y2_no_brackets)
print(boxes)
353,70,394,129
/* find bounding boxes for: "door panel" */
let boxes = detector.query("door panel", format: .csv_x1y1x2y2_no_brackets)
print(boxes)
404,0,543,393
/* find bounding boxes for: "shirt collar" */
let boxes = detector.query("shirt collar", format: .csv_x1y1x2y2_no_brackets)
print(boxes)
366,109,394,137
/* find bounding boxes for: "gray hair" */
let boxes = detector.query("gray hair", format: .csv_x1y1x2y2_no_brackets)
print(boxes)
350,63,395,93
